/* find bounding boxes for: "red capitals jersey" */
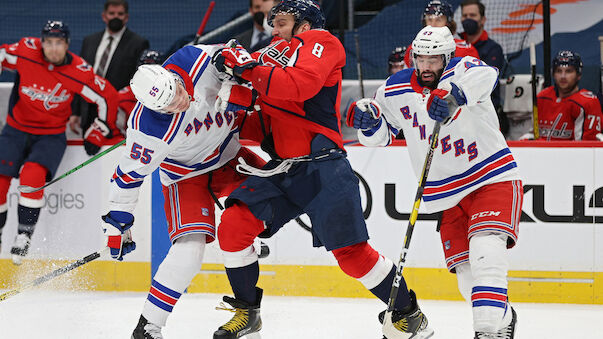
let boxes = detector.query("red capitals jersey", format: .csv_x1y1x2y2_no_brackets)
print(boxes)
536,86,603,140
403,38,479,69
0,37,119,135
243,30,346,158
118,86,136,115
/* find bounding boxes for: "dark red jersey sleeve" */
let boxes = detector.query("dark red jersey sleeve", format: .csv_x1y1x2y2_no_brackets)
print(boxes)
245,30,346,102
577,90,603,140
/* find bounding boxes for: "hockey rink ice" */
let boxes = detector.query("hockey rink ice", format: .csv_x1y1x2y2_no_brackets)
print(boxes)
0,290,602,338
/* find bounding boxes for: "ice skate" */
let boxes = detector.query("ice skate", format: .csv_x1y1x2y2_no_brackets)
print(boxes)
380,290,434,339
474,307,517,339
11,232,31,265
131,315,163,339
213,287,263,339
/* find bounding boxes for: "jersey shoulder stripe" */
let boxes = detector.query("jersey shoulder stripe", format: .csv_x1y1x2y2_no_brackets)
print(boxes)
129,101,185,143
164,45,205,75
385,69,414,97
440,57,463,82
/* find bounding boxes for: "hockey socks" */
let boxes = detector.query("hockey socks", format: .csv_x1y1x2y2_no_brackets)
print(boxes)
142,234,205,327
0,204,7,230
225,261,260,305
370,266,412,310
17,204,40,235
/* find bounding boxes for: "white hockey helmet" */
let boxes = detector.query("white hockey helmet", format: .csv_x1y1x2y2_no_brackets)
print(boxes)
130,64,179,113
411,25,456,68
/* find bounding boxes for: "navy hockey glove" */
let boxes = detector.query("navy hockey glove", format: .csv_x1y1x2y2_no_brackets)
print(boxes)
346,99,382,130
427,82,466,122
102,211,136,261
84,118,113,155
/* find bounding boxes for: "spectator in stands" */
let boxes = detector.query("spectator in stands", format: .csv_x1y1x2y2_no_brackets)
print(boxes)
388,46,406,75
72,0,149,154
402,0,479,69
233,0,276,52
460,0,506,125
529,50,603,141
0,20,120,265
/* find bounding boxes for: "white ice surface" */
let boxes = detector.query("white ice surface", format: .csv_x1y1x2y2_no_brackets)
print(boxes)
1,290,602,338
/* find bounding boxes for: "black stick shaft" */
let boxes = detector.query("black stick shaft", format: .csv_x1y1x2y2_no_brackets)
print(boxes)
0,250,103,301
386,122,441,312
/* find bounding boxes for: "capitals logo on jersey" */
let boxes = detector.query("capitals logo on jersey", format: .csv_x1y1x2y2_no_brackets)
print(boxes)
21,83,70,110
255,39,293,68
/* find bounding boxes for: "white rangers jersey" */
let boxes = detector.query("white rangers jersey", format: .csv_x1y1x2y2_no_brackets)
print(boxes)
108,45,242,213
359,56,521,213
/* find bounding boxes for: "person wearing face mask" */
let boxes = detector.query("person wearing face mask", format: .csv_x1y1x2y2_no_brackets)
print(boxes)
460,0,506,131
72,0,149,154
402,0,479,70
233,0,279,52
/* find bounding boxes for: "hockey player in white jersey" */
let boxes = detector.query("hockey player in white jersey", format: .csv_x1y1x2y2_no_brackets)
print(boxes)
347,26,522,338
100,44,265,339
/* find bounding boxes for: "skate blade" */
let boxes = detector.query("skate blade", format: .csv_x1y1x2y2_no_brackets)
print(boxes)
244,333,262,339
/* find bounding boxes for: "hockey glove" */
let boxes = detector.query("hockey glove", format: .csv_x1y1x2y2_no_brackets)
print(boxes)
212,43,259,84
102,211,136,261
346,98,382,130
427,82,466,123
84,118,113,155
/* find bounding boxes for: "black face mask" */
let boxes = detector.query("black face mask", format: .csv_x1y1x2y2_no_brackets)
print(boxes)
462,18,479,35
108,18,124,32
253,12,265,26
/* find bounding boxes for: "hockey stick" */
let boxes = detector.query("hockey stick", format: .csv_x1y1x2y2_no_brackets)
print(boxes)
17,139,126,194
386,121,441,313
530,43,540,139
354,30,365,98
0,248,108,302
193,1,216,44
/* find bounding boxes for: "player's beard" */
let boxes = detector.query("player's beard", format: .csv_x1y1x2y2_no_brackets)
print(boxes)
417,68,444,89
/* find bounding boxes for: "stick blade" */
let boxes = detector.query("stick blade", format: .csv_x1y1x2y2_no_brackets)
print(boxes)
17,185,40,193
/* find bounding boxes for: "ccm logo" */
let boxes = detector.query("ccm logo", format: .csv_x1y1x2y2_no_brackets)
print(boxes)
471,211,501,220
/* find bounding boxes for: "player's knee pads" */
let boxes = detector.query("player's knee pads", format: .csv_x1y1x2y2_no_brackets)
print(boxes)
0,175,11,205
332,242,391,289
455,262,473,301
155,234,206,286
19,162,47,202
469,233,509,286
218,202,265,252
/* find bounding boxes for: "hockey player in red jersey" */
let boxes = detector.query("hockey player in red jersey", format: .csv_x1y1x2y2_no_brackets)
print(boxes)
0,21,119,265
349,26,521,338
535,50,603,141
403,0,479,69
211,1,433,338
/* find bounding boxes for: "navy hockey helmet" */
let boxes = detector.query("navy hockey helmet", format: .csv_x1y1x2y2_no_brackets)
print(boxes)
423,0,453,23
552,50,583,75
42,20,70,41
388,46,407,66
268,0,325,29
138,49,164,66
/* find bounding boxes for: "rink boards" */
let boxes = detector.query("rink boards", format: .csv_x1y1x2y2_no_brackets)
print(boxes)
1,141,603,304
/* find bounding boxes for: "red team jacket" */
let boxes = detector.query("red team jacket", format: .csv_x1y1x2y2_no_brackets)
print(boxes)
0,37,119,135
403,38,479,69
537,86,603,141
240,30,346,158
